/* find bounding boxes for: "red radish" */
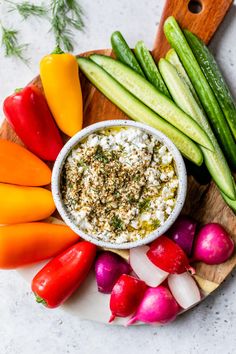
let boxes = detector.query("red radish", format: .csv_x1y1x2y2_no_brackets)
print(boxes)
193,223,234,265
95,251,131,294
147,236,194,274
109,274,147,323
168,272,201,309
130,246,168,287
127,286,179,325
168,215,197,256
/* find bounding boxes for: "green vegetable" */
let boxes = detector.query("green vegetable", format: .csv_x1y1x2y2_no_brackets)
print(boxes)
222,192,236,214
110,216,124,230
77,57,203,166
164,16,236,168
111,31,145,77
90,54,213,151
134,40,170,97
184,29,236,142
159,58,236,200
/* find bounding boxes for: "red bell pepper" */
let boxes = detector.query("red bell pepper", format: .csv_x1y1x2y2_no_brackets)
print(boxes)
31,241,97,308
3,85,63,161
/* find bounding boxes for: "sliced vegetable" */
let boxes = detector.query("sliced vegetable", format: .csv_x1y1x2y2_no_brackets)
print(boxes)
0,222,79,269
129,245,168,287
193,223,234,265
109,274,147,322
0,183,55,224
0,139,51,186
134,40,170,97
168,272,201,309
147,235,194,274
32,241,96,308
168,215,197,257
40,49,83,137
159,57,236,200
78,57,203,166
90,54,213,151
127,286,179,325
3,85,63,161
165,48,201,105
184,29,236,141
164,16,236,168
95,251,131,294
111,31,144,76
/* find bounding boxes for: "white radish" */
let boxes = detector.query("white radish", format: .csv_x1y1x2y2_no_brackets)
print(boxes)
168,272,201,309
129,245,168,287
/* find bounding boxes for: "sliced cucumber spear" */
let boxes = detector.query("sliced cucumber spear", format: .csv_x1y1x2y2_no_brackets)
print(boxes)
90,54,213,151
111,31,145,77
184,30,236,142
164,16,236,169
159,58,236,200
77,57,203,166
134,40,171,97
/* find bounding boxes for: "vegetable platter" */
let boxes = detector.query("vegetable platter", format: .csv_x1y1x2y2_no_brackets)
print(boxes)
1,0,236,325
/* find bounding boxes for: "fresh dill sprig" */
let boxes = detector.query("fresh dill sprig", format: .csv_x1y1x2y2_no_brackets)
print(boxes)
6,1,47,20
1,24,28,62
50,0,85,52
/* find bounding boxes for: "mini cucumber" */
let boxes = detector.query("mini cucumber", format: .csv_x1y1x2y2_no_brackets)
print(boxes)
159,58,236,200
222,191,236,214
77,57,203,165
164,16,236,168
165,49,201,105
134,40,170,97
90,54,213,151
111,31,145,77
184,30,236,142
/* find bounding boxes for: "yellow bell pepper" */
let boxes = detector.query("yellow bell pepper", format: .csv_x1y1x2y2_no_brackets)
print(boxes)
40,48,83,137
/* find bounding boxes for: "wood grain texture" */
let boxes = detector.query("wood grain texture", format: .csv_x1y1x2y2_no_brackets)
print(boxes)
152,0,233,60
1,0,235,300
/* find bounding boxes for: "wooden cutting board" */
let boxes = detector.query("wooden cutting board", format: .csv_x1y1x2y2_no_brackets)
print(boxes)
1,0,235,303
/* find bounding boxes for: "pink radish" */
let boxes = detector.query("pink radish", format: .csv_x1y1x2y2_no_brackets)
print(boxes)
127,286,179,326
193,223,234,265
168,272,201,309
129,246,168,287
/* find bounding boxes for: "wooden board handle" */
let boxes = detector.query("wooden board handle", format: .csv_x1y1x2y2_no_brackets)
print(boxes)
152,0,233,60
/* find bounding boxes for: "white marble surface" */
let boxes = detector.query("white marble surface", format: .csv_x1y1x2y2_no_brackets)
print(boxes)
1,1,236,353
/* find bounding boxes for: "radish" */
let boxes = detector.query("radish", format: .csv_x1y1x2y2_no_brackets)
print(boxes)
168,272,201,309
109,274,147,322
168,215,197,256
130,246,168,287
95,251,131,294
127,286,179,325
147,236,194,274
193,223,234,265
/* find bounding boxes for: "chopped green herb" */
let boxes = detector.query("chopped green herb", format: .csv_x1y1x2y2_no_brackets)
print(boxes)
151,219,160,229
94,146,109,164
139,198,150,212
110,216,124,230
7,1,47,20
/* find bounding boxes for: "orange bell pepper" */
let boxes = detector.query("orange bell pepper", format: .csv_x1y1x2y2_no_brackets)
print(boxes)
0,139,51,186
0,183,55,224
40,48,83,137
0,222,79,269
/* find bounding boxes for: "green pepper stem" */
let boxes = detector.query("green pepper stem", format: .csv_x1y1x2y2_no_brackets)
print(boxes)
35,294,47,306
51,46,64,55
15,88,23,93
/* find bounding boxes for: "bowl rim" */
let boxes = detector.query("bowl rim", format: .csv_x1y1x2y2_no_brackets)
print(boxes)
52,120,187,249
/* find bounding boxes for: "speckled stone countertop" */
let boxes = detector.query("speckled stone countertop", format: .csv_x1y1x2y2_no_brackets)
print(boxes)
1,1,236,353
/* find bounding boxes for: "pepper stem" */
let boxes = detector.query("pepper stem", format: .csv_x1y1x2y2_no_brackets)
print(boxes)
15,88,23,93
35,293,47,306
51,46,64,55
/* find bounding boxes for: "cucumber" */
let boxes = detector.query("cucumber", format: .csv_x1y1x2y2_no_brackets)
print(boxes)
165,49,201,105
159,58,236,199
184,30,236,142
90,54,213,151
111,31,145,77
222,191,236,214
77,57,203,165
134,40,170,97
164,16,236,168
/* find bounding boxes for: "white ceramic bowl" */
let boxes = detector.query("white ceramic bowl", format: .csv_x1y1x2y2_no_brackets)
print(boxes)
52,120,187,249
